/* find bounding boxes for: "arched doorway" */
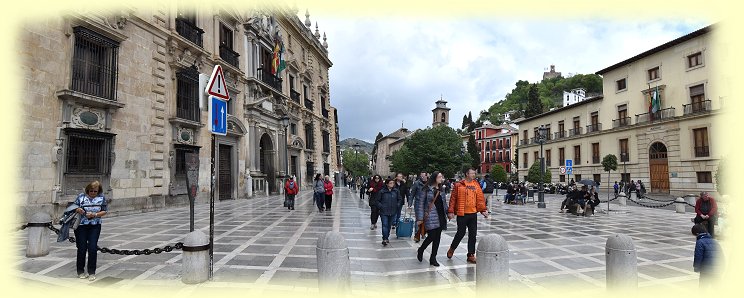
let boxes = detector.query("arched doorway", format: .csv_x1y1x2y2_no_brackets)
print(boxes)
259,133,276,193
648,142,669,193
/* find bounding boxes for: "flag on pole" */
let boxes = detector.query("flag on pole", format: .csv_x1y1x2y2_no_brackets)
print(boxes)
271,31,286,76
651,85,660,113
647,84,653,113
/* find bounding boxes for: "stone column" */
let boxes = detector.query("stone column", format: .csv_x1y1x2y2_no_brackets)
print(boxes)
606,234,637,290
476,234,509,295
316,231,350,294
181,230,210,284
26,212,51,257
618,192,627,206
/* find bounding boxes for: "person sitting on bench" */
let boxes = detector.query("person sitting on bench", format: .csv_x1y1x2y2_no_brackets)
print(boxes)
694,192,718,238
570,185,589,215
584,186,601,215
560,186,576,213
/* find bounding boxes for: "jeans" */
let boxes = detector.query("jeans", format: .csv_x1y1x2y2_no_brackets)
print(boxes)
74,224,102,275
287,194,296,208
394,204,404,227
694,215,716,238
450,213,477,254
380,214,395,240
314,192,325,210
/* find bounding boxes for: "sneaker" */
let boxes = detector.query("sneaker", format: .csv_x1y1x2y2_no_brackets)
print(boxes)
382,240,387,246
88,274,96,281
78,273,88,279
370,224,375,230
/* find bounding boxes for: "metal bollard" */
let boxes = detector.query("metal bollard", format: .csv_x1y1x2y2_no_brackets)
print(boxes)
675,197,686,213
476,234,509,295
617,192,627,206
606,234,637,290
181,230,210,284
26,212,51,257
316,231,350,294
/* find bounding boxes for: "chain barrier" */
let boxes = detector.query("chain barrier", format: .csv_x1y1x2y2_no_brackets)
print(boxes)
599,196,620,203
627,196,677,208
41,221,183,255
17,224,28,231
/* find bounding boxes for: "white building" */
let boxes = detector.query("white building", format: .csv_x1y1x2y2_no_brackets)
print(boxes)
563,88,587,107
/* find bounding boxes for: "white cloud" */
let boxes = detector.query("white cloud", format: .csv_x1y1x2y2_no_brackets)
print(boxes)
303,12,708,142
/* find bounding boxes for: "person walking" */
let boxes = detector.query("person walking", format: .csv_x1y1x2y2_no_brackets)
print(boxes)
694,192,718,238
367,175,384,230
284,176,299,210
447,168,488,264
692,223,722,288
313,174,325,213
481,174,494,213
323,175,334,211
377,178,401,246
393,173,409,229
359,177,366,200
409,171,428,242
73,181,108,281
613,181,619,198
416,171,447,266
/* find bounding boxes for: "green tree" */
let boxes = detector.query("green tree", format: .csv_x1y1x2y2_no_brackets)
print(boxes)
527,160,550,183
525,83,543,118
388,125,468,178
343,149,371,177
601,154,618,202
490,164,508,183
461,115,469,129
467,133,480,170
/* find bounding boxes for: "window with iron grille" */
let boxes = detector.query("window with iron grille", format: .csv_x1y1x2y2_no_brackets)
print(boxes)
71,27,119,100
322,131,330,153
592,143,600,164
324,163,330,176
559,148,565,166
545,149,551,166
305,124,314,150
693,127,709,157
175,145,200,176
65,129,113,174
559,174,565,182
306,162,315,183
619,138,629,162
696,172,712,183
176,66,200,122
574,145,581,164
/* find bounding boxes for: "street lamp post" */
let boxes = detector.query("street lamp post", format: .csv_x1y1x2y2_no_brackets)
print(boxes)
621,152,628,193
537,125,547,208
280,116,290,190
352,143,360,182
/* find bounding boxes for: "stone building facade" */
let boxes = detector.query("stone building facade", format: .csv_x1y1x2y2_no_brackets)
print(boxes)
515,25,723,196
18,5,338,220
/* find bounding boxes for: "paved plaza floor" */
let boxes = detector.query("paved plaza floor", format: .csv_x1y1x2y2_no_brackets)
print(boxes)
14,187,721,295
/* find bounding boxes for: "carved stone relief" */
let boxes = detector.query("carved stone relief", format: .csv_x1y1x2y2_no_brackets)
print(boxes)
70,106,105,131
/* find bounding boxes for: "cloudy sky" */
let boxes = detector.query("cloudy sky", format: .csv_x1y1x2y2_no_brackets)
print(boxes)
298,14,709,143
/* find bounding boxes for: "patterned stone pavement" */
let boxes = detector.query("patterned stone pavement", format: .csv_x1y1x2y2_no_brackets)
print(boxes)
14,187,721,294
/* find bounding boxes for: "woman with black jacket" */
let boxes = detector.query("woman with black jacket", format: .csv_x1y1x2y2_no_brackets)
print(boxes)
377,179,401,246
367,175,384,230
415,172,447,266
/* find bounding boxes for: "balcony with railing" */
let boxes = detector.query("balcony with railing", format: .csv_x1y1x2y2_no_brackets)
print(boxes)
553,130,566,139
219,45,240,68
257,69,282,92
175,17,204,47
620,153,629,162
695,146,710,157
520,139,528,146
612,117,631,128
290,89,301,103
683,100,712,115
592,156,600,164
304,97,314,110
568,127,582,137
586,123,602,133
636,107,675,124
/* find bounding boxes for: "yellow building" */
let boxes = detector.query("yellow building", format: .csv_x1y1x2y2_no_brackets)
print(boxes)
515,25,721,196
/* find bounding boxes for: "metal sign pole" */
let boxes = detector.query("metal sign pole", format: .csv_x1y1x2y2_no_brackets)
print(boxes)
209,134,215,280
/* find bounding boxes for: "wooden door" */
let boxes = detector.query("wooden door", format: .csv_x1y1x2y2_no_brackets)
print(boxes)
648,142,669,193
218,144,232,200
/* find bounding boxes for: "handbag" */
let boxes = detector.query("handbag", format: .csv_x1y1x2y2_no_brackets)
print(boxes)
416,189,439,239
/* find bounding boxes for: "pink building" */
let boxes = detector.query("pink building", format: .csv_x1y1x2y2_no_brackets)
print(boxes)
475,123,514,174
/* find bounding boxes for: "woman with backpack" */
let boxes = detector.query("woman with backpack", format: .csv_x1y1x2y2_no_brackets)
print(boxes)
284,176,299,210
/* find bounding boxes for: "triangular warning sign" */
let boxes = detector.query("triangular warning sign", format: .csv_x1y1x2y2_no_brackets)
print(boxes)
206,65,230,100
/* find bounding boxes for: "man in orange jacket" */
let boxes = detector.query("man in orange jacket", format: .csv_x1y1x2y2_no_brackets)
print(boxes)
447,168,488,264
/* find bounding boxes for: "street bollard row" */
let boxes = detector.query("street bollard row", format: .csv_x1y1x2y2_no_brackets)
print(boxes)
24,213,640,291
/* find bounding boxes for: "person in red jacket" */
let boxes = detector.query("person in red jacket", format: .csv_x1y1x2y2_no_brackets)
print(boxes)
447,168,488,264
324,175,334,211
694,191,718,238
284,176,299,210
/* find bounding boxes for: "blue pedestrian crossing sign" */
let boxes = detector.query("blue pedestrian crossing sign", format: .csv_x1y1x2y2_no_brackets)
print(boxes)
565,159,573,175
210,97,227,136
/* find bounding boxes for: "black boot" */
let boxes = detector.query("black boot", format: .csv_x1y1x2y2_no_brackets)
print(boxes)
429,258,440,267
